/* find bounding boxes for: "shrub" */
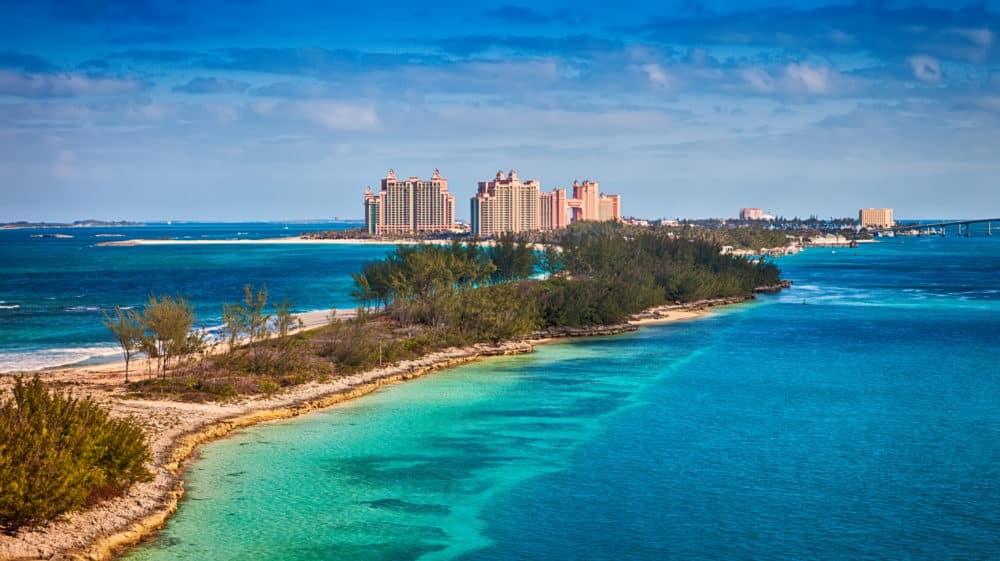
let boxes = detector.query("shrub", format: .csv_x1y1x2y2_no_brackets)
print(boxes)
0,377,152,532
257,379,280,395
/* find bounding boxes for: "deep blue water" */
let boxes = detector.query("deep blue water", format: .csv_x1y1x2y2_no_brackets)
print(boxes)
124,235,1000,561
0,222,391,372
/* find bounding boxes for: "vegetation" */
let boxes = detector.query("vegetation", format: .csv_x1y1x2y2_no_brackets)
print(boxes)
108,222,781,401
0,377,151,533
103,296,205,380
103,306,143,382
351,221,780,337
222,284,276,363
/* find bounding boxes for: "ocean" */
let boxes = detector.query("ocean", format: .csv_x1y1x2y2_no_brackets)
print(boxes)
0,222,391,373
120,235,1000,560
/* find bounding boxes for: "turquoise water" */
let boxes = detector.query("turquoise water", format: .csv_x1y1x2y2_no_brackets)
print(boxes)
125,236,1000,561
0,222,391,372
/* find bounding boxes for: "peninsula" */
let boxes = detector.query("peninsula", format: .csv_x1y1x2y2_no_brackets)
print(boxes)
0,222,786,560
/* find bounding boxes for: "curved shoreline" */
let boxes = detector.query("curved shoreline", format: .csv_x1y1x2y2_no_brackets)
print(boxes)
76,342,538,561
0,296,758,561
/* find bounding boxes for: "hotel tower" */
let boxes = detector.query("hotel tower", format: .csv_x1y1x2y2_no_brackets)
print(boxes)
471,171,622,237
858,208,894,229
364,169,456,235
470,170,542,237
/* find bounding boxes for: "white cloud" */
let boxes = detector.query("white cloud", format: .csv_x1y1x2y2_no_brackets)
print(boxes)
297,101,379,131
948,27,994,48
741,67,776,93
0,70,141,98
739,63,858,97
908,55,942,83
641,63,673,88
782,63,835,95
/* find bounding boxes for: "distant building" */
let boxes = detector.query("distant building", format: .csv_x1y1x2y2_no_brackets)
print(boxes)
567,180,620,223
470,170,541,237
859,208,894,228
539,188,568,231
740,208,764,221
599,194,621,221
363,169,456,235
471,172,623,237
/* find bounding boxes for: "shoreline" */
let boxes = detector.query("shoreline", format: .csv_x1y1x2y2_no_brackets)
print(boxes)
95,237,556,251
0,295,760,561
97,237,400,247
0,308,356,375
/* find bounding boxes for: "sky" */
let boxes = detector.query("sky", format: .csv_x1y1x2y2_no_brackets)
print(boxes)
1,0,999,221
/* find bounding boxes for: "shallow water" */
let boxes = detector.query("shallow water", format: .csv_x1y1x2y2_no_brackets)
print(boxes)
0,222,389,372
124,236,1000,561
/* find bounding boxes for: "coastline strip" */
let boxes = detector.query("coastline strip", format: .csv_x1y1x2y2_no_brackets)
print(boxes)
77,342,535,561
0,294,762,561
95,237,555,251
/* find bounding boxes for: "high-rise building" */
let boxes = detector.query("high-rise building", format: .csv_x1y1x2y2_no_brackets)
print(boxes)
599,194,621,221
470,170,541,237
566,180,621,223
740,208,764,221
539,188,568,231
859,208,894,228
363,169,455,235
471,172,623,236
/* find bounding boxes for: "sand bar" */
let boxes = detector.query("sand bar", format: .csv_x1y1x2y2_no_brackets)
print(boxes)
96,237,557,251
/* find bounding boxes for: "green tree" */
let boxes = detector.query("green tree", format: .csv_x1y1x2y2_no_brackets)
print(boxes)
102,306,143,382
273,298,303,340
241,284,271,361
487,234,536,283
139,295,195,377
221,301,246,354
220,284,272,362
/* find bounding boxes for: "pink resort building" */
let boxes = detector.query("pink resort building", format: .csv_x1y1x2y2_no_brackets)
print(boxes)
471,172,623,237
470,170,541,237
364,169,456,235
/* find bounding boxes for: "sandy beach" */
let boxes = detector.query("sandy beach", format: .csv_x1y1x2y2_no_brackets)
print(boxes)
97,237,403,247
96,237,557,251
0,298,739,561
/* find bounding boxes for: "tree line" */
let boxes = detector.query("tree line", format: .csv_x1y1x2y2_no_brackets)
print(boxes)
103,284,303,383
349,222,782,345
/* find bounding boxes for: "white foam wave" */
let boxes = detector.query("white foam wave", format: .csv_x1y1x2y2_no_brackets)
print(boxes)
0,345,122,374
0,304,19,309
65,305,101,312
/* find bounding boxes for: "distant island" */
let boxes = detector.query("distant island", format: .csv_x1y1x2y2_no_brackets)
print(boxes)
1,220,143,230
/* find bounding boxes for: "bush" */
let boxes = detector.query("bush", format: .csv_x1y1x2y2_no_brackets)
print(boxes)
257,379,280,395
0,376,152,532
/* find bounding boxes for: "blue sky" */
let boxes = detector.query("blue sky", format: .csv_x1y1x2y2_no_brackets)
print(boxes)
2,0,999,221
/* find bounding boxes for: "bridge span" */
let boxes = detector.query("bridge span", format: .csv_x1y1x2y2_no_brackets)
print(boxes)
886,218,999,237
